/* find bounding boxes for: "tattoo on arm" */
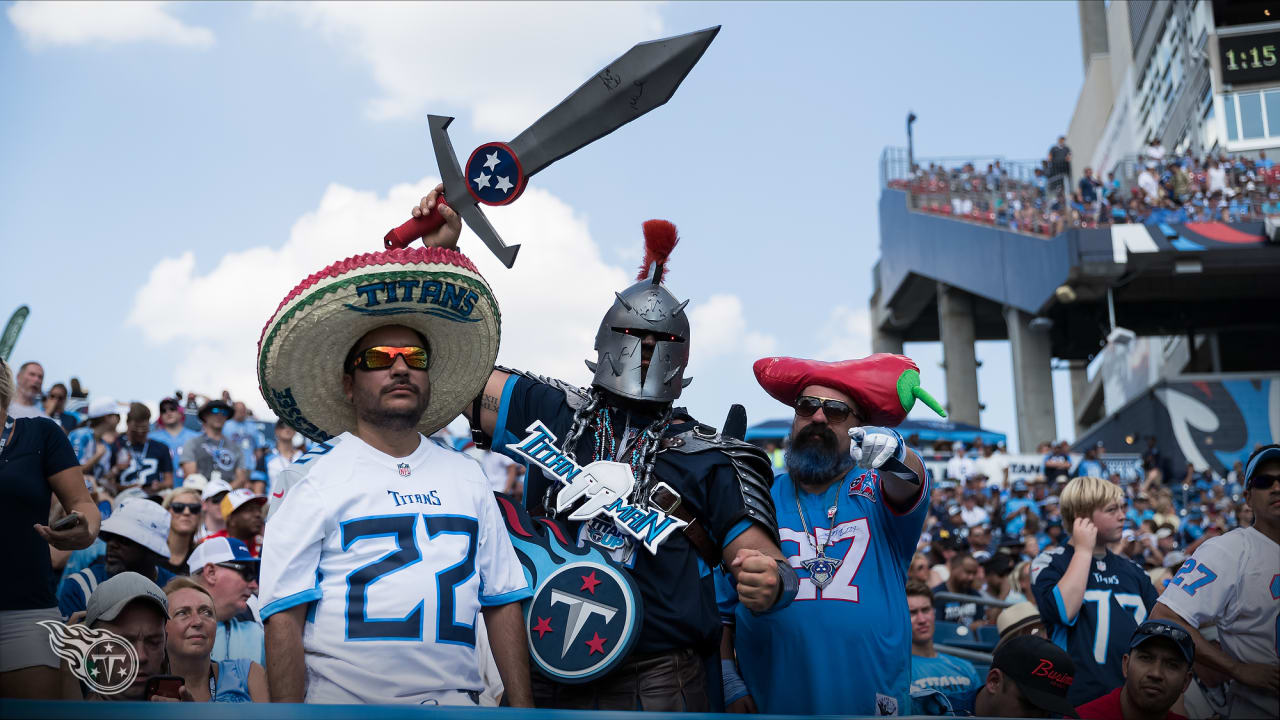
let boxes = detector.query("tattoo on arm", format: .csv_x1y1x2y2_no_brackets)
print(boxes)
481,394,500,413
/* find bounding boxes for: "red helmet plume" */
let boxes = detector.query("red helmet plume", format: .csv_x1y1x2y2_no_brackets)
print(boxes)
637,219,678,282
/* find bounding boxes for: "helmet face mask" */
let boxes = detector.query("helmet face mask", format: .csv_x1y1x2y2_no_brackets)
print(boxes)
588,270,691,404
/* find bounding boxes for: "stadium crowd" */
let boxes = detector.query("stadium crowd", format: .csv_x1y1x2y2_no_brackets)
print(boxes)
2,355,1277,717
888,135,1280,237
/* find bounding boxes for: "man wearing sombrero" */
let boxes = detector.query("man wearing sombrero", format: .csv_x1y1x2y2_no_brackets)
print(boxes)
410,191,796,710
255,201,534,705
725,353,947,716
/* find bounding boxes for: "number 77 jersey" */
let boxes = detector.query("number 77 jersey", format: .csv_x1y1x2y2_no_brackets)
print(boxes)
1031,544,1158,706
258,433,531,704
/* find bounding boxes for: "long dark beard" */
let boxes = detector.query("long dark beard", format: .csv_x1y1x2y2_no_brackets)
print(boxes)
785,423,853,489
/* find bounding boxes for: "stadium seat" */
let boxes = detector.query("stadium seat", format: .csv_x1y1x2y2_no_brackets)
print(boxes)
977,625,1001,648
933,621,985,650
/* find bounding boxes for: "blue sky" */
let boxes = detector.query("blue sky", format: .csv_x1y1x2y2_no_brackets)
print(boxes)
1,1,1084,448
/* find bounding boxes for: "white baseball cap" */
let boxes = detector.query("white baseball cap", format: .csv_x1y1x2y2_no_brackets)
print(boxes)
179,473,209,493
200,477,233,501
220,488,266,517
87,397,125,420
187,536,259,574
99,498,171,557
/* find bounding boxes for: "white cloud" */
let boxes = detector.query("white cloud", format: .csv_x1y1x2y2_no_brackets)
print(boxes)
688,294,776,370
814,305,872,361
259,1,665,134
7,1,215,49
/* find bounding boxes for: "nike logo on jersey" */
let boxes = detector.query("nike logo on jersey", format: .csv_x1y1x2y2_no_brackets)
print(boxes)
387,489,441,507
272,490,284,498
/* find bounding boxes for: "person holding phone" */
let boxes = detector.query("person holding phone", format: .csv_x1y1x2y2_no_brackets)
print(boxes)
162,577,267,702
0,358,101,699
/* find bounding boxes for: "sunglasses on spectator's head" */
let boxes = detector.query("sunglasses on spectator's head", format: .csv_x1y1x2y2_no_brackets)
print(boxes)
794,396,857,424
1248,473,1280,490
217,562,258,583
208,406,230,416
349,346,430,372
170,502,201,515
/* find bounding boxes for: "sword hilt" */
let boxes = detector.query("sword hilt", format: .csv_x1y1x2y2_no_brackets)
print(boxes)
383,198,452,250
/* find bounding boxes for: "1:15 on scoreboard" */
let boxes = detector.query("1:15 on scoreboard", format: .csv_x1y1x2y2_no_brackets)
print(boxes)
1219,30,1280,86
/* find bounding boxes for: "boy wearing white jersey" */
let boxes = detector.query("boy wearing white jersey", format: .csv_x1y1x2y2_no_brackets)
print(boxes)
1152,444,1280,719
255,240,531,705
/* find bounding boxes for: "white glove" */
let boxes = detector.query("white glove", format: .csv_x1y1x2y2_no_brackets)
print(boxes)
849,426,905,469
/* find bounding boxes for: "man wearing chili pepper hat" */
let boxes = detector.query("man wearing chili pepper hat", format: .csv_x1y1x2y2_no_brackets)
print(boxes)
409,189,796,711
723,353,945,716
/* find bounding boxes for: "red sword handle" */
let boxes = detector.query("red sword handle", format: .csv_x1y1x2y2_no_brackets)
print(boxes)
383,198,452,250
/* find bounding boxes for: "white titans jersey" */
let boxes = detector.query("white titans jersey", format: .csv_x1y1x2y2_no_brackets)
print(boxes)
258,432,531,704
1157,526,1279,719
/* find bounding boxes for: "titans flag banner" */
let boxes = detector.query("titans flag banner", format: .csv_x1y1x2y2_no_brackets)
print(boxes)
510,421,686,554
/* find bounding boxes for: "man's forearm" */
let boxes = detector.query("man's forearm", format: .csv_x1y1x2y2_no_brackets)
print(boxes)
881,449,925,509
265,608,307,702
483,603,532,707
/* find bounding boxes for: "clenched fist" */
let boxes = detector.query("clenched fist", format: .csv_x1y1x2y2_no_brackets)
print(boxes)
410,183,462,249
731,548,780,612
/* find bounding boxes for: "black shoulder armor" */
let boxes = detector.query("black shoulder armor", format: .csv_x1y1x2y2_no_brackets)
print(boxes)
662,426,779,540
495,366,590,411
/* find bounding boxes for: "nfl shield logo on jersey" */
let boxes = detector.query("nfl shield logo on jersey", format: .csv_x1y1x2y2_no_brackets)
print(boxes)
397,463,411,477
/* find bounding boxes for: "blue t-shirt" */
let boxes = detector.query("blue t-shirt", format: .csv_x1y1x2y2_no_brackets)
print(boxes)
68,427,109,481
149,426,200,483
911,651,982,710
0,417,80,611
57,560,177,619
1002,497,1038,536
733,467,930,716
1074,459,1104,478
493,374,757,655
1030,545,1158,705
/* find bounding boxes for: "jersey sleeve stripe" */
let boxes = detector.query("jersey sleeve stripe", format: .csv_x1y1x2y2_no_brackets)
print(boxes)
261,587,323,620
479,587,533,607
721,518,753,550
491,373,519,452
1051,585,1077,627
886,464,931,517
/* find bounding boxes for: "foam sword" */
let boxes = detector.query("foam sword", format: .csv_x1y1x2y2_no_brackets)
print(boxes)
384,26,720,268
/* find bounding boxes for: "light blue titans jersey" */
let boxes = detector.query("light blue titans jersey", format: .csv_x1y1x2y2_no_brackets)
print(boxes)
734,467,930,716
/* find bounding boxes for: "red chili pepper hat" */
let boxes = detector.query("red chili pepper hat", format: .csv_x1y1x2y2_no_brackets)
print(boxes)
752,353,946,427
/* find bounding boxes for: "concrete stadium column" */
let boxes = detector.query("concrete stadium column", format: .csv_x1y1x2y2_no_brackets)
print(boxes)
1068,360,1090,439
1005,307,1057,453
869,289,904,355
937,284,981,426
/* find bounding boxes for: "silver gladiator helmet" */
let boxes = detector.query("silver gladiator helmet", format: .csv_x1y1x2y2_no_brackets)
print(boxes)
585,220,692,404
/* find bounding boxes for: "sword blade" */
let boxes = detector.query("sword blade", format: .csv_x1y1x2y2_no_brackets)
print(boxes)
508,26,720,178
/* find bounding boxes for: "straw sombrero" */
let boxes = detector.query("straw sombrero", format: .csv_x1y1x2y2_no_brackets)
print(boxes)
257,247,500,442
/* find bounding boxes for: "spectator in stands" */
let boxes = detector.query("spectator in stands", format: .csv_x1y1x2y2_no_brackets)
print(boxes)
941,636,1079,717
995,601,1044,648
6,361,47,418
908,580,982,709
1074,443,1104,478
947,442,974,483
57,498,176,618
1043,441,1072,481
0,359,101,699
161,488,203,576
1138,163,1160,204
204,488,265,556
1011,560,1035,608
260,419,302,497
1151,444,1280,718
975,443,1009,490
968,523,994,556
182,400,248,488
933,552,984,628
960,490,990,528
1075,620,1194,720
81,572,170,701
188,537,264,665
980,550,1024,620
1047,136,1072,195
114,402,174,494
199,478,232,541
1002,480,1039,538
150,396,199,486
163,576,267,702
1032,476,1159,706
1079,167,1101,209
68,399,123,491
909,552,932,585
42,383,77,433
222,401,262,471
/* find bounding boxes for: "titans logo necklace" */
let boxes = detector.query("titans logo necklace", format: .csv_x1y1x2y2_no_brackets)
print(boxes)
793,478,842,589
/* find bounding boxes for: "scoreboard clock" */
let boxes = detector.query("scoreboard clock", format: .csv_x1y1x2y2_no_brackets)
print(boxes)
1219,30,1280,86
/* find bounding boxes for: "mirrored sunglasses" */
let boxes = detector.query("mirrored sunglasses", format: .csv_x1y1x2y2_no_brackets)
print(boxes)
350,345,430,372
794,395,854,424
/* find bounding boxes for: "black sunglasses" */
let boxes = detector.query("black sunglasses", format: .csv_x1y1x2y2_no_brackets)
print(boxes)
217,562,259,583
170,502,201,515
794,395,857,424
1248,473,1280,490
